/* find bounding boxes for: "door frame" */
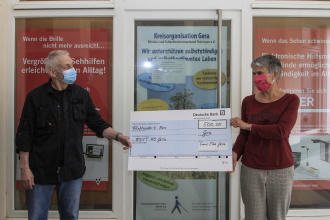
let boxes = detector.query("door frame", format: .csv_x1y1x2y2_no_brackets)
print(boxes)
123,9,243,220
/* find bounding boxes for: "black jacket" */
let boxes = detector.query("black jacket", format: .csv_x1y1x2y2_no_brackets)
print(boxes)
16,80,111,184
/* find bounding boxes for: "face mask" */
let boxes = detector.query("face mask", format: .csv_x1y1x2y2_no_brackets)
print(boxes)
60,68,77,84
253,74,275,92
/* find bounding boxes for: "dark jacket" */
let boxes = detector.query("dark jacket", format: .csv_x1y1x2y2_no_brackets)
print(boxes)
16,80,111,184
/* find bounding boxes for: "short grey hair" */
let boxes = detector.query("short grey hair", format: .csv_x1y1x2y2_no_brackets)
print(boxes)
44,50,70,73
251,54,282,82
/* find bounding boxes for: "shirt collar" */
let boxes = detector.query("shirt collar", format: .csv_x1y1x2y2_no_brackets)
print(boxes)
46,79,72,94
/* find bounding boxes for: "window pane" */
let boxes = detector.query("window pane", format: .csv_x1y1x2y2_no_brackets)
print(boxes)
134,20,231,220
15,17,113,211
253,17,330,209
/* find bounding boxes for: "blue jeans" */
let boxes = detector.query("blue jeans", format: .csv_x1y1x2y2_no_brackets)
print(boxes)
26,168,83,220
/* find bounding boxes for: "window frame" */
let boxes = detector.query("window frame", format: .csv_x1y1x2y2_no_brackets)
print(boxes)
252,0,330,10
7,8,127,219
13,0,114,10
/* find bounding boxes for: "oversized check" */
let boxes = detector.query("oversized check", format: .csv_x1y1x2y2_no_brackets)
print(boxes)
128,108,232,171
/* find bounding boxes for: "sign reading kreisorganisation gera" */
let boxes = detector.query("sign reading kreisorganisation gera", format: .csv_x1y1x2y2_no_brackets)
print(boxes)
128,108,233,171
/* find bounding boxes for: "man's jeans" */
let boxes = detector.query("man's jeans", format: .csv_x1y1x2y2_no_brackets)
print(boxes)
26,168,82,220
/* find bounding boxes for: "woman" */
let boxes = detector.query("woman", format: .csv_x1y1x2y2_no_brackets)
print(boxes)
230,54,300,220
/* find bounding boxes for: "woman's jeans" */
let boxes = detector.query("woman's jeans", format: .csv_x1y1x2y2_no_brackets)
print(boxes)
26,168,82,220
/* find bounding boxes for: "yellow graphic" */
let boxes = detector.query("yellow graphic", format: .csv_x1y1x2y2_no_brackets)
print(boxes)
137,99,169,111
193,69,226,90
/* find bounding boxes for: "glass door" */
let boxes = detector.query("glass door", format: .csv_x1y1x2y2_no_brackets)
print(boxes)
133,18,232,220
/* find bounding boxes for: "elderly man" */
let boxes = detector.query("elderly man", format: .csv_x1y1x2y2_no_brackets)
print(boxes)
16,50,131,220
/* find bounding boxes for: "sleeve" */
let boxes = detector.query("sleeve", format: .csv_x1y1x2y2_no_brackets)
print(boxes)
250,94,300,139
15,93,36,154
232,97,250,160
84,92,111,138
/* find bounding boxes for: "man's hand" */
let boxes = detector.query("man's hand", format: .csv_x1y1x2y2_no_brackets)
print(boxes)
102,127,132,150
117,134,132,150
19,151,34,190
21,167,34,190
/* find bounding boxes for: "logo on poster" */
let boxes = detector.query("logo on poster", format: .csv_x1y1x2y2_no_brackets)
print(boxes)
171,196,189,214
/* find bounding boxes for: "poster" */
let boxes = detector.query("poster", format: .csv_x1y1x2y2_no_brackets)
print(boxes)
136,171,217,220
16,28,111,190
128,108,232,171
136,26,228,111
254,28,330,190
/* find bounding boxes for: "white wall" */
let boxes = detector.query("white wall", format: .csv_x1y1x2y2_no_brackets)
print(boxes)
0,0,8,219
2,0,330,219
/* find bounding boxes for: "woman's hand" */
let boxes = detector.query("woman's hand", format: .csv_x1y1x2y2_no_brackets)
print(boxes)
230,117,252,131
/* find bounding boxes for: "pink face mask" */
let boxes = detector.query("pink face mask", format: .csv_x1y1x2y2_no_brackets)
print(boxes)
253,74,274,92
